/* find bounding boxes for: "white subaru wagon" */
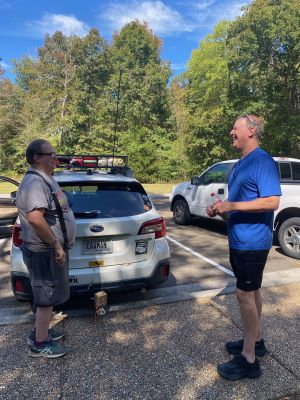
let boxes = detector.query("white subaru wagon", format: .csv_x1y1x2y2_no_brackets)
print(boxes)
6,156,170,301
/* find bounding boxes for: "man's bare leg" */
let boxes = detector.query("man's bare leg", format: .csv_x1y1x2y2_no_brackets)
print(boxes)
35,306,53,342
254,289,263,341
236,289,258,363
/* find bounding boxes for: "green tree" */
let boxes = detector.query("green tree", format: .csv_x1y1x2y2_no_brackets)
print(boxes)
107,21,175,181
62,29,112,151
227,0,300,156
0,67,25,172
185,21,234,174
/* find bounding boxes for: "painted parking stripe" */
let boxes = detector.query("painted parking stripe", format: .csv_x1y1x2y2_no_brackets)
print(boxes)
166,235,234,277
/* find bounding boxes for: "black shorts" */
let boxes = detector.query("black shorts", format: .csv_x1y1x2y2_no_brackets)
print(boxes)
229,248,269,292
21,246,70,307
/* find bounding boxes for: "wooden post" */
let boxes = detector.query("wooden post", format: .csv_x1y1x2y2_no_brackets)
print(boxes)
94,291,108,316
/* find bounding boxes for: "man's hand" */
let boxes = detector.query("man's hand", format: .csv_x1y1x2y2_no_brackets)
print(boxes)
207,199,222,218
212,201,233,215
207,205,218,217
54,242,66,264
27,209,66,264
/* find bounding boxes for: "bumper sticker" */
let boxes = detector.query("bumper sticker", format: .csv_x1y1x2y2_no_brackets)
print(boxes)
135,239,149,255
89,260,104,267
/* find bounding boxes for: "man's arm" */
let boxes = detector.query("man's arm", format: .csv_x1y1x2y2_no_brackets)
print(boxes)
212,196,280,214
26,208,65,264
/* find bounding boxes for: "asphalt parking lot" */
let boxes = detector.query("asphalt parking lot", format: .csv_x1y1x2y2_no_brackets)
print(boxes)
0,196,300,400
1,196,300,322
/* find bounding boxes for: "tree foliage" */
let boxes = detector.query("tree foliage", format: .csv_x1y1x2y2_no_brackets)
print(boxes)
1,2,300,181
227,0,300,156
1,22,180,181
176,0,300,176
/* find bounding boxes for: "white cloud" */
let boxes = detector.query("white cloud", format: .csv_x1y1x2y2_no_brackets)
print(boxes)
0,61,9,69
171,62,187,71
98,0,250,38
214,1,248,21
99,1,194,36
193,0,216,11
185,0,249,33
28,13,89,37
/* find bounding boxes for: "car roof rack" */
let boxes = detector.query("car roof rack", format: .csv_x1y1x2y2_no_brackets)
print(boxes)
56,155,134,178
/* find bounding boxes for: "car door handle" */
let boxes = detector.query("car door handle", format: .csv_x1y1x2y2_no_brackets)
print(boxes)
218,188,225,195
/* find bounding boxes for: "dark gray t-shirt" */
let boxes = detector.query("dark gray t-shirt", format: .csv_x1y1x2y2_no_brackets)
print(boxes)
16,167,76,252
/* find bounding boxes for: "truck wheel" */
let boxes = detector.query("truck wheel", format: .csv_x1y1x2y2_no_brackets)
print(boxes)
278,217,300,260
173,199,191,225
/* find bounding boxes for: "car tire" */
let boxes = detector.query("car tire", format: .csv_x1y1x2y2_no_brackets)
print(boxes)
15,296,29,302
173,199,191,225
278,217,300,260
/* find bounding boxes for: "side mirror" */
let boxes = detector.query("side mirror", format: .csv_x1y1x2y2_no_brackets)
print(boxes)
10,191,17,204
191,176,200,186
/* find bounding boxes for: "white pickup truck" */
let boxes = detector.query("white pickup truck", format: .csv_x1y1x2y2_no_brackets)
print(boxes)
169,157,300,260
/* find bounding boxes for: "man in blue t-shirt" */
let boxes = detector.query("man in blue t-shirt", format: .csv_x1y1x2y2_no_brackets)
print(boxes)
208,115,281,380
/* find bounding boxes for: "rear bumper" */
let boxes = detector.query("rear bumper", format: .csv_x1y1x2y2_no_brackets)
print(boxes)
70,258,170,295
10,258,170,300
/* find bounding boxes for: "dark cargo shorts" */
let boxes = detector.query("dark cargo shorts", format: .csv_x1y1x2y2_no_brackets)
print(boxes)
21,246,70,307
229,248,269,292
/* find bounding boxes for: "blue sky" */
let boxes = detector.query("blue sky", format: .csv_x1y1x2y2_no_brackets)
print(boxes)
0,0,251,80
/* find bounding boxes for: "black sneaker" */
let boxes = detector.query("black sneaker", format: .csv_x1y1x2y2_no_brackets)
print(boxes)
226,338,267,357
217,354,262,381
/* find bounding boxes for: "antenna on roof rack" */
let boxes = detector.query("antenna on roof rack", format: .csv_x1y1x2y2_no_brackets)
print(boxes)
112,69,122,166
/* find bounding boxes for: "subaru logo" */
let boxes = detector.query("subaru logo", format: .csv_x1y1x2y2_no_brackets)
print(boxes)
90,225,104,233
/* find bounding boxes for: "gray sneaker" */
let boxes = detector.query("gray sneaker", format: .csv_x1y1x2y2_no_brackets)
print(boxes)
28,339,67,358
27,327,64,346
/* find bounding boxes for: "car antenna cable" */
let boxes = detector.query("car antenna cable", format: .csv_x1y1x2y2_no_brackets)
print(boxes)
112,68,122,166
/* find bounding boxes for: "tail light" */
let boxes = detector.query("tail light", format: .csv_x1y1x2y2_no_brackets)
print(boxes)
162,264,169,278
138,217,166,239
83,156,98,168
12,223,22,247
15,279,25,293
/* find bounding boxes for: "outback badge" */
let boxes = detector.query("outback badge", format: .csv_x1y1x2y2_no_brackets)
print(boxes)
90,225,104,233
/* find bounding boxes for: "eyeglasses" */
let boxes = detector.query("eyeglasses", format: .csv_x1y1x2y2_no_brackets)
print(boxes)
36,152,57,159
242,114,259,126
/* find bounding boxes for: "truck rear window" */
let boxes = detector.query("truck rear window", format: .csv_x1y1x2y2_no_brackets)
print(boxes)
60,182,152,218
292,162,300,180
277,161,300,182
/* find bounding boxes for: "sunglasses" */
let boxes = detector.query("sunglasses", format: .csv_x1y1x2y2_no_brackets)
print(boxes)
242,114,259,126
36,152,57,159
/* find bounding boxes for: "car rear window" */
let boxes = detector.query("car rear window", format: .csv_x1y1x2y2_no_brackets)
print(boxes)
60,181,152,218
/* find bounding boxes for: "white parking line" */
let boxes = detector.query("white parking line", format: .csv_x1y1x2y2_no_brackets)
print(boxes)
166,235,234,277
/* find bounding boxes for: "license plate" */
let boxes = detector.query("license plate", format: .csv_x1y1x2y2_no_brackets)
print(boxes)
82,239,113,254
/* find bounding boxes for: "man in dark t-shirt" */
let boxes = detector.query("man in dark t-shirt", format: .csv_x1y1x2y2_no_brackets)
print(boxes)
208,115,281,380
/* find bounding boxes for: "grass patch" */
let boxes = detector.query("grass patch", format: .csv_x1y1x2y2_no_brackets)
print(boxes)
0,180,19,195
142,183,176,195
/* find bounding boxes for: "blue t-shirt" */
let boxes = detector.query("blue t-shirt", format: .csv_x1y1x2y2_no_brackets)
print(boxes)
227,147,281,250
